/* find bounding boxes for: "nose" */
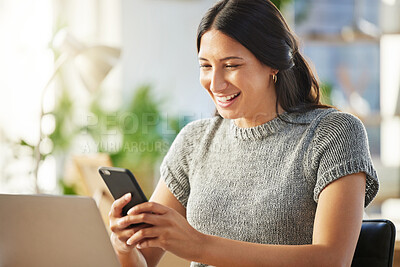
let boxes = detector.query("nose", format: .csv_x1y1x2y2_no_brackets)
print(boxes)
210,69,228,93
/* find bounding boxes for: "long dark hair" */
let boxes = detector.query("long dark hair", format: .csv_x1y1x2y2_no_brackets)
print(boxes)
197,0,331,116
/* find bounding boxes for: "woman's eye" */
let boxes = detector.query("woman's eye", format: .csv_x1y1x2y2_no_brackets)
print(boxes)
199,64,212,69
225,64,240,69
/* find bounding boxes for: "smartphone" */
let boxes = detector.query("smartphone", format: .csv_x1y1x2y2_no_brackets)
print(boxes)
98,167,148,217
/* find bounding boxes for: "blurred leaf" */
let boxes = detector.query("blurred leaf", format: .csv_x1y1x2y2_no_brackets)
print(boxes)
271,0,293,10
59,179,78,195
19,139,34,149
48,87,78,152
320,82,333,106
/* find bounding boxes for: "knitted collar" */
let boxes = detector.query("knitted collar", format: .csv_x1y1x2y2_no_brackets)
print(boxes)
229,112,293,140
229,109,334,140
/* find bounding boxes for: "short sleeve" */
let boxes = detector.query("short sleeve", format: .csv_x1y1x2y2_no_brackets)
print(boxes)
311,111,379,207
160,121,200,208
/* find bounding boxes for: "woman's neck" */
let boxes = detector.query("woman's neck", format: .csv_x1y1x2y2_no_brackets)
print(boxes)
234,105,285,128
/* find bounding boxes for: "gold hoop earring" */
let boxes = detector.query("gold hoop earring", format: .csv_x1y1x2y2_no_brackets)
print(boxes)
272,74,277,83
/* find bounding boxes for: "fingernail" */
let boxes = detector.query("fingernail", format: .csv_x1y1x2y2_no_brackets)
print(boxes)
127,239,132,246
125,193,131,200
136,243,142,249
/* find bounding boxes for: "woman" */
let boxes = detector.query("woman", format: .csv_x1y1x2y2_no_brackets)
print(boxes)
109,0,379,266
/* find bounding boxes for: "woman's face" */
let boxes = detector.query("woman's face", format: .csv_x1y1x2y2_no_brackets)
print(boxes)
198,29,279,128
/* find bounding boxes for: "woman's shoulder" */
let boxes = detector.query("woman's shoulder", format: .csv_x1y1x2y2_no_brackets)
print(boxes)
294,108,369,148
313,109,366,133
165,116,225,162
179,116,224,136
306,108,369,152
296,108,365,132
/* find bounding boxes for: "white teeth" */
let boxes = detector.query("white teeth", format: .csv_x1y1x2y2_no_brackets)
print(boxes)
216,93,239,102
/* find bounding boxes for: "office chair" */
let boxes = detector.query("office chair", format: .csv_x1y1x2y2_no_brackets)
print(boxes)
351,219,396,267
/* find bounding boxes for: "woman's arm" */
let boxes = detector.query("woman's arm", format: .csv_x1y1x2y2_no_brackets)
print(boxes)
195,172,366,267
139,179,187,267
127,172,366,267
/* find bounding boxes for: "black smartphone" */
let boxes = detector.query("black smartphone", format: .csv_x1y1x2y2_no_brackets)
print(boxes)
98,167,148,217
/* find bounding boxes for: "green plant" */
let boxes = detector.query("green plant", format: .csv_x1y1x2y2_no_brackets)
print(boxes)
320,82,333,106
271,0,293,10
59,179,78,195
48,87,80,153
87,85,182,197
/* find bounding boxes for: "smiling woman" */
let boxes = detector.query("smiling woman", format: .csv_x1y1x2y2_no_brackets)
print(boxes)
196,0,329,128
198,30,279,127
107,1,379,267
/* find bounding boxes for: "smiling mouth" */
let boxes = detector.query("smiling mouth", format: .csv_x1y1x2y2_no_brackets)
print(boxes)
215,92,241,103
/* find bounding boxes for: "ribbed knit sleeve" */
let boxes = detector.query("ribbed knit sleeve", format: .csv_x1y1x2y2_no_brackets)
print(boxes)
311,111,379,207
160,120,201,208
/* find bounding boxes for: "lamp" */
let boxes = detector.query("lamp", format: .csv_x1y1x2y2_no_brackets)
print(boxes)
33,29,121,193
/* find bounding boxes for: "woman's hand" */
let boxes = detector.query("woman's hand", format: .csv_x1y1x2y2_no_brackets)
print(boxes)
119,201,205,261
109,193,147,266
109,193,135,253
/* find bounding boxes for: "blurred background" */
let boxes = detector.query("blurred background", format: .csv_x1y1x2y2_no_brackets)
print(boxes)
1,0,400,264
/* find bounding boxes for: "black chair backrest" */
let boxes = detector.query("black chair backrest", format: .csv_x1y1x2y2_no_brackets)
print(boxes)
351,219,396,267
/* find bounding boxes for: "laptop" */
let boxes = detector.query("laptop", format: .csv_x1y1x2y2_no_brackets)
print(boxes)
0,194,121,267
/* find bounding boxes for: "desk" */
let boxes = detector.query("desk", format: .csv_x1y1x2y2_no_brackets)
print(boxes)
156,241,400,267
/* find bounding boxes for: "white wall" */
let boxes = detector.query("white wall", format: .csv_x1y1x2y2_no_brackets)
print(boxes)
380,34,400,167
121,0,216,120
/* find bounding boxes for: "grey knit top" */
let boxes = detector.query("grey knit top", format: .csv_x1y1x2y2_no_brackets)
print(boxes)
160,108,379,267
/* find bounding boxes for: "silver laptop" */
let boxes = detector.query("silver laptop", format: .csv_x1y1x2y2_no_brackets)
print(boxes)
0,194,121,267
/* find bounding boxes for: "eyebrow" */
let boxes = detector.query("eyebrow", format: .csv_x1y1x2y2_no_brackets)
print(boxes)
198,56,244,61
